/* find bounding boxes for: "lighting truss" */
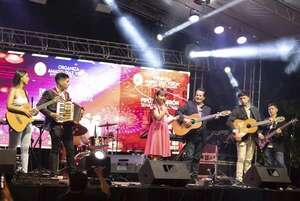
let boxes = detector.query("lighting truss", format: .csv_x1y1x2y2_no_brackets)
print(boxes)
0,27,209,71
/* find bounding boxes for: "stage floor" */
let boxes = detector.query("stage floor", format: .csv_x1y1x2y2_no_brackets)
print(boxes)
10,182,300,201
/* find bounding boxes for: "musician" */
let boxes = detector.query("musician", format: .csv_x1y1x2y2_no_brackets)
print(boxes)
177,88,211,183
144,89,171,160
7,70,37,173
262,103,286,168
37,73,76,174
226,91,264,183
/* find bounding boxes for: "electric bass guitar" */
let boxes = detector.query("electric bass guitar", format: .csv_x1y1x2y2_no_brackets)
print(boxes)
6,96,62,132
172,110,231,136
258,118,298,150
232,116,285,142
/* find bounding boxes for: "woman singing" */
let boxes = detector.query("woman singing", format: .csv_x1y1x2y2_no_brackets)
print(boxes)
144,89,173,160
7,70,37,173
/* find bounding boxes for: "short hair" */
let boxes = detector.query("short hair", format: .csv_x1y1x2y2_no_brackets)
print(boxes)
267,103,278,109
55,72,69,83
12,70,27,86
237,90,249,98
69,171,88,191
195,88,206,96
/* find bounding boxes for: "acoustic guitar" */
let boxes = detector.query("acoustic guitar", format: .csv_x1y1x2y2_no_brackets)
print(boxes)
172,110,231,136
6,96,62,132
232,116,285,141
257,118,298,150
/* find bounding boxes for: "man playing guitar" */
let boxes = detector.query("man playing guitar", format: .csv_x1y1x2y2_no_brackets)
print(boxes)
177,88,211,183
262,103,286,168
37,73,76,175
226,91,264,184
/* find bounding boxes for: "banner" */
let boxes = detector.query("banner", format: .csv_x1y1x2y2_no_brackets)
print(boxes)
0,51,189,151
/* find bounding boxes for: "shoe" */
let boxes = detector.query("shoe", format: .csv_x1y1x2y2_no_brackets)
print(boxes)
232,180,244,187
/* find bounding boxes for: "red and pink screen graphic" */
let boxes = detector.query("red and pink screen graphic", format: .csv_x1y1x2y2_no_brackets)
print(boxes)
0,51,190,151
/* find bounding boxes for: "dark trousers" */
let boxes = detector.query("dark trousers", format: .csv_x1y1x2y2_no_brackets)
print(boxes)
182,140,204,180
49,123,76,173
264,148,285,168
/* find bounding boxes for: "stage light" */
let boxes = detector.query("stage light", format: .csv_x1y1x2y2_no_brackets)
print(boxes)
8,50,25,55
189,15,200,23
32,53,48,58
188,37,298,61
94,150,106,160
29,0,47,5
237,36,247,44
118,16,162,68
224,66,231,73
157,34,163,41
214,26,224,34
95,3,112,14
189,50,211,58
103,0,120,15
157,0,246,40
55,56,72,61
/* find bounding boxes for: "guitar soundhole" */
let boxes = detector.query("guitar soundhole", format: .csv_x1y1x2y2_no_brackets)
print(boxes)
191,119,195,124
246,124,251,128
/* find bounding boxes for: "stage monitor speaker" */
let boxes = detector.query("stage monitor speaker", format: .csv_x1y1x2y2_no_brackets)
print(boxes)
138,160,190,186
0,149,16,174
244,165,291,188
110,154,144,181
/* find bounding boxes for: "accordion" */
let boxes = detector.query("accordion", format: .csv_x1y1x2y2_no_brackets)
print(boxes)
56,101,81,123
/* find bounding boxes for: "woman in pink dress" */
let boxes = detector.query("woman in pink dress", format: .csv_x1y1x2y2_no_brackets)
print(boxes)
144,89,171,160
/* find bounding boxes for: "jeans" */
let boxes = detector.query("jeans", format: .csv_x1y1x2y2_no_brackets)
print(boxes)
49,123,76,173
236,137,256,182
182,140,204,180
264,148,285,168
9,124,32,173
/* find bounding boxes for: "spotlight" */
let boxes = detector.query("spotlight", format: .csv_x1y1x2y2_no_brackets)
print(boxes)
157,34,163,41
189,50,211,58
94,150,106,160
194,0,211,5
224,66,231,73
214,26,224,34
189,15,200,23
237,36,247,44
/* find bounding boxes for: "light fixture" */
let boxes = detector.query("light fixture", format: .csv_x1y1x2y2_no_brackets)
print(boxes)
237,36,247,44
94,150,106,160
157,34,163,41
224,66,231,73
188,15,200,23
214,26,224,34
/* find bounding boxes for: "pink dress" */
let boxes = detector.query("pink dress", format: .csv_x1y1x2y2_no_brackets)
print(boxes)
144,105,171,157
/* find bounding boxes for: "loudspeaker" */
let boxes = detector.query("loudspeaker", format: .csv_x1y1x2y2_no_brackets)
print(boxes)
244,165,291,188
0,149,16,173
138,159,190,186
110,154,144,181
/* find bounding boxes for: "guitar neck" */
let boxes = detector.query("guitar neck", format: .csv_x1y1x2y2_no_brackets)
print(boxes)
35,99,57,111
255,119,271,127
266,120,295,139
199,113,218,122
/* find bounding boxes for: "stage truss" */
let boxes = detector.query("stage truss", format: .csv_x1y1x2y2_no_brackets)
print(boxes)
0,26,208,72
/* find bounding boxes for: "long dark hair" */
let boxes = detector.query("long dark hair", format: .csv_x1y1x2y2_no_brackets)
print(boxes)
153,88,166,105
12,70,27,87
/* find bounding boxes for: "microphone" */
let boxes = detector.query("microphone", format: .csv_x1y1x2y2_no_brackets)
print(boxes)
0,174,5,189
31,96,34,106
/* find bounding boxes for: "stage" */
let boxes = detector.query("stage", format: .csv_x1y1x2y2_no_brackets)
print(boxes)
10,182,300,201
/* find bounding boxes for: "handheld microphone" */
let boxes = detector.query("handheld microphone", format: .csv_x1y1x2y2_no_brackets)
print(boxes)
0,174,5,189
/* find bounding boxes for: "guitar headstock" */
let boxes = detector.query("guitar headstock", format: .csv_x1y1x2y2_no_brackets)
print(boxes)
290,118,298,124
217,110,232,117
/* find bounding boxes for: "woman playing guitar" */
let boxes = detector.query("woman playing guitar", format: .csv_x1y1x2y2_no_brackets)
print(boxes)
6,70,37,173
